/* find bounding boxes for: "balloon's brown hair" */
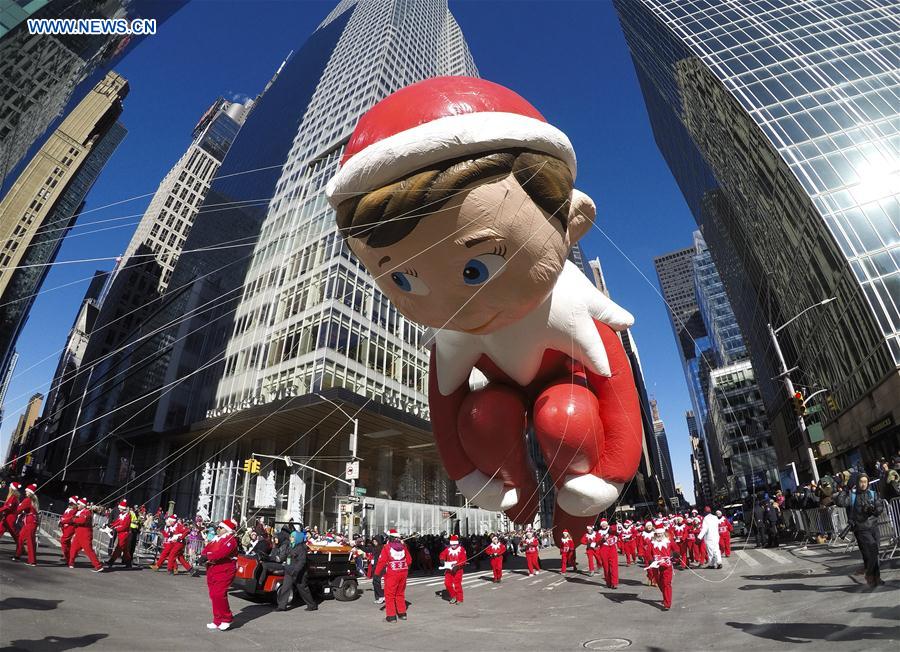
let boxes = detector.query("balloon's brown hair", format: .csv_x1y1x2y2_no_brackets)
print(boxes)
334,150,573,249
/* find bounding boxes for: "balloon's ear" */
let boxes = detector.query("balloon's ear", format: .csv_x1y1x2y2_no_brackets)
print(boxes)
567,189,595,244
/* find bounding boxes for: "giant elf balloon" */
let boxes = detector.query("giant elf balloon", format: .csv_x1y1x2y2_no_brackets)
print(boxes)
326,77,642,542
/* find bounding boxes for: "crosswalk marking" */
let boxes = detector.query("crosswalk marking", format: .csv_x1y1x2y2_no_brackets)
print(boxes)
735,549,760,567
545,579,566,591
756,549,791,565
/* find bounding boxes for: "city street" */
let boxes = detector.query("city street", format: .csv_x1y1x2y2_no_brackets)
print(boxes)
1,535,897,651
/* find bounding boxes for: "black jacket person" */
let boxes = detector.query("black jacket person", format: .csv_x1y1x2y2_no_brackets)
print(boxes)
275,531,317,611
835,473,885,588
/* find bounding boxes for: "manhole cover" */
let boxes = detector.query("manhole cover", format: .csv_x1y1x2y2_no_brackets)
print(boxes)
583,639,632,650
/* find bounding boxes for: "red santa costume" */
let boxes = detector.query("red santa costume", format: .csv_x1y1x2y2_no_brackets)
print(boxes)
13,484,39,565
374,529,411,622
486,537,507,582
203,518,238,630
0,481,21,541
59,496,78,564
646,523,675,610
522,531,541,575
68,498,103,571
581,525,601,575
107,499,132,566
154,515,192,573
691,517,707,566
620,520,637,566
717,511,733,557
597,520,619,588
670,517,689,570
559,530,575,574
439,535,467,604
324,78,643,543
639,521,654,566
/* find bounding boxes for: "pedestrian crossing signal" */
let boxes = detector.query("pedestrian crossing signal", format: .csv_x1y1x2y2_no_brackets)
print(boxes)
243,458,260,474
792,392,806,417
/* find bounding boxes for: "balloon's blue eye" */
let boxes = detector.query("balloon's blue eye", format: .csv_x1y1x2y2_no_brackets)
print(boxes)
462,253,506,286
391,272,412,292
463,259,489,285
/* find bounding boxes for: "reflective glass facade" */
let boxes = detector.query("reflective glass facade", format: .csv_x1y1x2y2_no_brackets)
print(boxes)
617,0,900,475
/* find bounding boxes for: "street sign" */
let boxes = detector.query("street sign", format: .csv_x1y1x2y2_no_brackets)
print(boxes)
364,503,375,510
355,486,367,496
345,461,359,480
343,495,361,503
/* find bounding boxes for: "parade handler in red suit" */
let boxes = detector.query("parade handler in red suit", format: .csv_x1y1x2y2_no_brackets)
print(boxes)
106,499,132,567
0,481,21,542
59,496,78,564
374,528,411,622
68,498,104,571
522,529,541,575
559,529,575,574
439,535,467,605
597,519,619,588
581,524,601,575
646,520,677,610
325,77,643,542
486,534,507,582
13,484,39,565
670,515,689,569
717,510,733,557
202,518,238,631
152,514,192,573
620,519,637,566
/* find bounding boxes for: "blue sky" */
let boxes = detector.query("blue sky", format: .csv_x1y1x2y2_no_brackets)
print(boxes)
2,1,701,502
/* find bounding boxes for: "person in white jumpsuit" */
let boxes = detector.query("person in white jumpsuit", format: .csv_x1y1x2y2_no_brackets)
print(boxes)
697,508,722,569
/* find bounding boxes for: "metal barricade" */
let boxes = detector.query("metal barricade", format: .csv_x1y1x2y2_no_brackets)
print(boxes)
883,497,900,560
134,530,162,562
185,538,204,565
37,510,61,552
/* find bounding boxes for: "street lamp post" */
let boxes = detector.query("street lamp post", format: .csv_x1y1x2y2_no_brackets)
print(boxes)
767,297,835,483
314,394,359,535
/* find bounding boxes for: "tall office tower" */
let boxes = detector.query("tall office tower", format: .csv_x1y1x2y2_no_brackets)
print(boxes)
5,391,42,464
616,0,900,476
71,98,250,445
693,231,746,365
589,257,672,510
0,0,183,191
0,72,128,395
686,410,712,505
649,398,677,499
0,349,16,434
23,270,106,478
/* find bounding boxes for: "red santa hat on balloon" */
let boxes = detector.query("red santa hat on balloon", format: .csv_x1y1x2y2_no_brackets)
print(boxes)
325,76,577,208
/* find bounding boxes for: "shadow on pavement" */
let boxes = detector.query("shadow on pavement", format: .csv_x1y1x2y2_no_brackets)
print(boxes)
0,597,63,611
230,603,277,629
4,633,108,651
847,605,900,621
737,580,899,594
726,621,900,643
599,591,665,611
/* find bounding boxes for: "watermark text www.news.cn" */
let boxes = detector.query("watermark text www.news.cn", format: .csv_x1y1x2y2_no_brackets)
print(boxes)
27,17,157,36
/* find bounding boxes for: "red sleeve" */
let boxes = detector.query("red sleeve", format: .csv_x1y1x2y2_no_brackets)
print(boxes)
205,535,237,561
428,348,476,480
374,547,389,576
582,322,643,483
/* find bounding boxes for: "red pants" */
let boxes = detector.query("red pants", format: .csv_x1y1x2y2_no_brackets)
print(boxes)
490,557,503,580
623,541,636,565
599,546,618,588
719,533,731,557
383,570,408,617
444,569,463,602
108,531,132,565
585,547,600,572
0,514,17,541
675,541,689,569
693,541,706,565
61,527,75,562
648,565,673,608
69,528,102,569
15,521,37,564
526,552,540,574
206,562,236,625
560,551,572,574
156,542,191,571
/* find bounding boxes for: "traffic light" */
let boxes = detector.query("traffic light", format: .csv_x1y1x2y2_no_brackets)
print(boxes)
792,392,806,417
243,458,260,474
826,393,838,413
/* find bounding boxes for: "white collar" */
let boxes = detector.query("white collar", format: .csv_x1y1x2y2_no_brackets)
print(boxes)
432,261,615,395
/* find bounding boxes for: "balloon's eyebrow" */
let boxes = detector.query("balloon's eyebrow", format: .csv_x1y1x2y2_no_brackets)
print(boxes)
378,256,391,268
463,235,499,248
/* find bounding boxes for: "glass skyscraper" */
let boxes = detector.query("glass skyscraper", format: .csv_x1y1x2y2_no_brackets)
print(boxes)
617,0,900,477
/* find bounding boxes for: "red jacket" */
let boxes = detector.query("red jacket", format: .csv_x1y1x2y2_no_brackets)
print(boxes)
581,530,601,549
718,518,733,536
485,542,506,558
111,510,131,534
648,539,675,569
560,538,575,554
16,496,37,525
439,545,467,572
671,523,687,543
73,507,94,528
374,542,411,575
164,522,189,544
521,537,540,554
598,526,618,548
203,533,238,566
0,492,19,518
60,506,77,532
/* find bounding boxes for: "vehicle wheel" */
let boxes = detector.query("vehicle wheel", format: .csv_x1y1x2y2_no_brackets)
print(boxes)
332,577,360,602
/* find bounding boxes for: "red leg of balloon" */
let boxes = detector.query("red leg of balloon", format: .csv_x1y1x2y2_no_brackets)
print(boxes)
457,384,539,524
